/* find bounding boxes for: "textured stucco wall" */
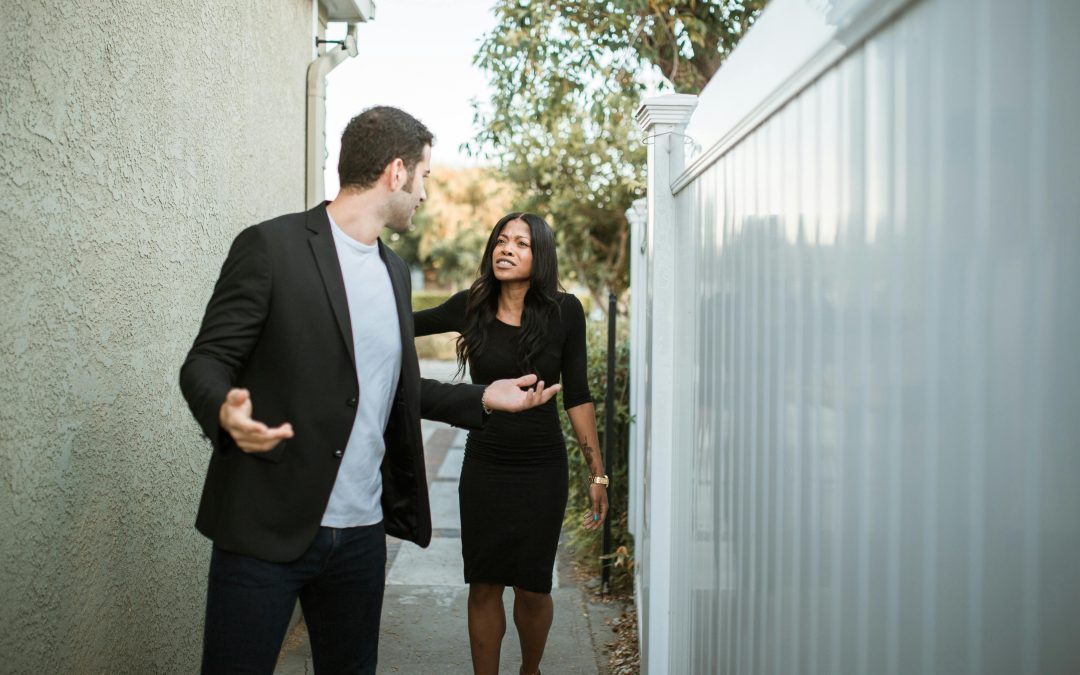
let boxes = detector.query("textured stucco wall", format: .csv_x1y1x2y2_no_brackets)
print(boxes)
0,1,313,671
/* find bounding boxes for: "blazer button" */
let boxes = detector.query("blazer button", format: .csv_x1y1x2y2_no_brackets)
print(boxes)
346,396,358,407
333,449,344,459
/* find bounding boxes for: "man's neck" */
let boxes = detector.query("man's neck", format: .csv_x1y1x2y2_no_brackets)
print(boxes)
326,189,385,246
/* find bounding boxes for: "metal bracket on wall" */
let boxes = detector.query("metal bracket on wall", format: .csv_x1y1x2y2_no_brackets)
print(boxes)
640,130,698,152
315,37,347,49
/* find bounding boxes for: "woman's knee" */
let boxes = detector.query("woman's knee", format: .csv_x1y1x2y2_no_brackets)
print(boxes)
512,587,551,610
469,582,505,605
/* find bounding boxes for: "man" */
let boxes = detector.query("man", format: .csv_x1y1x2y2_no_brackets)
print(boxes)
180,106,560,674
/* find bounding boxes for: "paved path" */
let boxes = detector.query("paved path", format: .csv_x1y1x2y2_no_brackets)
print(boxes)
276,361,617,674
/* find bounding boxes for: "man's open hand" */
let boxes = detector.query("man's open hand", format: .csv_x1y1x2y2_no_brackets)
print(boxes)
482,374,562,413
219,388,294,453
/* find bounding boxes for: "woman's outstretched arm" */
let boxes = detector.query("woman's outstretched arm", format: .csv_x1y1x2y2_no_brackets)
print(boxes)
567,402,608,530
413,289,468,337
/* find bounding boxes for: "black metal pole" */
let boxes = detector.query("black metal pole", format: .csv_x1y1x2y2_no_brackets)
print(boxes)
601,292,616,594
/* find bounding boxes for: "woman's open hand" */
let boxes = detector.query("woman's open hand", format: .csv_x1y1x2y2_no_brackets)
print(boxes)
582,482,609,530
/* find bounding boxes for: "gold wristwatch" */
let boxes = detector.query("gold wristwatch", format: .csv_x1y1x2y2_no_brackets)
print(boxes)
589,474,609,487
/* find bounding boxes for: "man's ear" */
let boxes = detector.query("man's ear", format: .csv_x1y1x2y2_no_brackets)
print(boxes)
384,158,407,192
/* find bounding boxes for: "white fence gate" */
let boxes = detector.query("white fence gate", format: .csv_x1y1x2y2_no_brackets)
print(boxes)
628,0,1080,673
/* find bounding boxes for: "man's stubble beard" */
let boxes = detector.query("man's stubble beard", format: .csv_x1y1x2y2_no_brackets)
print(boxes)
382,193,415,233
382,166,422,232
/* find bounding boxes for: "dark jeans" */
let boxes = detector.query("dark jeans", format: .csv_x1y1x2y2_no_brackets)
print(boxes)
201,522,386,675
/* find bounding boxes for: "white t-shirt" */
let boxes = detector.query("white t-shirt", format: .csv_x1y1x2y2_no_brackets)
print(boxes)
321,213,403,528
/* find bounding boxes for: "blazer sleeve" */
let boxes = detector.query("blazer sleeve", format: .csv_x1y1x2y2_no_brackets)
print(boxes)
415,290,486,428
413,290,468,337
419,379,487,430
179,225,271,453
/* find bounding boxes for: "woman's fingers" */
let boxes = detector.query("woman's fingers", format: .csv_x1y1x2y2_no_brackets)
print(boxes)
580,488,610,530
582,500,608,530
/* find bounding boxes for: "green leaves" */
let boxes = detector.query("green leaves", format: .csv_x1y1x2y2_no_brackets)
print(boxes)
472,1,768,306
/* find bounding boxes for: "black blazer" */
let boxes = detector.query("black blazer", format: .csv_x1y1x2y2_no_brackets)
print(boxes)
180,203,485,562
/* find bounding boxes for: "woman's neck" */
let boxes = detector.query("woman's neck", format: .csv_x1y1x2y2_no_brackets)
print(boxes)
496,282,529,325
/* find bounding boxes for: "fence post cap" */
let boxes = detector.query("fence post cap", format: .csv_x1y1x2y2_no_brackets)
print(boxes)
635,95,698,131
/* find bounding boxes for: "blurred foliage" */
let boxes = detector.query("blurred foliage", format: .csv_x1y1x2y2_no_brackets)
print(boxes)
411,290,459,360
385,166,522,290
411,290,454,312
470,0,768,310
559,319,633,592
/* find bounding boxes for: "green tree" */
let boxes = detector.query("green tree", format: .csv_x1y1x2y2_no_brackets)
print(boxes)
385,166,521,290
470,0,768,308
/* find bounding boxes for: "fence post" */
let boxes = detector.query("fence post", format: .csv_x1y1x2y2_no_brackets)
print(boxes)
625,197,647,543
601,292,617,594
632,93,697,674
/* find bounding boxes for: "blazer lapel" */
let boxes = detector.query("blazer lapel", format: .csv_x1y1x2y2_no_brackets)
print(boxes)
307,204,356,365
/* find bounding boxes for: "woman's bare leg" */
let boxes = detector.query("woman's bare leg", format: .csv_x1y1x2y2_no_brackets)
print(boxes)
512,586,554,674
468,583,506,675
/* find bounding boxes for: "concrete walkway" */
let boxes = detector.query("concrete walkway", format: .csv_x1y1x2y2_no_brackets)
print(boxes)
276,361,618,674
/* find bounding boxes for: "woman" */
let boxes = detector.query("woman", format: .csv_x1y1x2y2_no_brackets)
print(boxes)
414,212,609,675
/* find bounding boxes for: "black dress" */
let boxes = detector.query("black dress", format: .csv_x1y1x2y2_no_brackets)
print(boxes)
414,291,592,593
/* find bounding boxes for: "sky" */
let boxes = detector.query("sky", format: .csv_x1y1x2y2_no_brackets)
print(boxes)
323,0,500,195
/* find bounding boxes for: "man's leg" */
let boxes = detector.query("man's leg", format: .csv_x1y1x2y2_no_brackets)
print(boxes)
201,542,317,674
299,522,387,675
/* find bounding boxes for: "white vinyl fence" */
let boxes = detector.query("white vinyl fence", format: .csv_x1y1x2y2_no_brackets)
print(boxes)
628,0,1080,673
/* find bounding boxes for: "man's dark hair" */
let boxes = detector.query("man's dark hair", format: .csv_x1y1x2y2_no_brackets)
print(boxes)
338,106,434,190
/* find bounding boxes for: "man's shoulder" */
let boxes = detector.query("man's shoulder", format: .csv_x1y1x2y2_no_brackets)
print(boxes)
249,209,311,240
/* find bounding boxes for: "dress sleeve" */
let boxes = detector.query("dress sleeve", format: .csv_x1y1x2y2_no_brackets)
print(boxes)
413,290,469,337
560,294,594,410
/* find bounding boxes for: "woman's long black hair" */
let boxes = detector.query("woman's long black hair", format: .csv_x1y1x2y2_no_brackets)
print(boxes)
456,212,561,378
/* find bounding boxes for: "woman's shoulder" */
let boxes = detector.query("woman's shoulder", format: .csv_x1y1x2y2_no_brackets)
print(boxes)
556,291,585,312
436,289,469,312
553,292,587,326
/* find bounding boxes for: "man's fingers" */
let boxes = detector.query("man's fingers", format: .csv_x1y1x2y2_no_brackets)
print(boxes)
266,423,294,439
237,425,292,453
537,383,561,404
516,381,560,411
512,373,539,388
234,418,269,435
484,377,561,412
221,388,294,442
238,422,293,442
226,388,250,407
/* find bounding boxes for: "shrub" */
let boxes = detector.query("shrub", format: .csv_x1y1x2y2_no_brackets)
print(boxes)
412,290,453,312
412,291,457,360
559,318,633,592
